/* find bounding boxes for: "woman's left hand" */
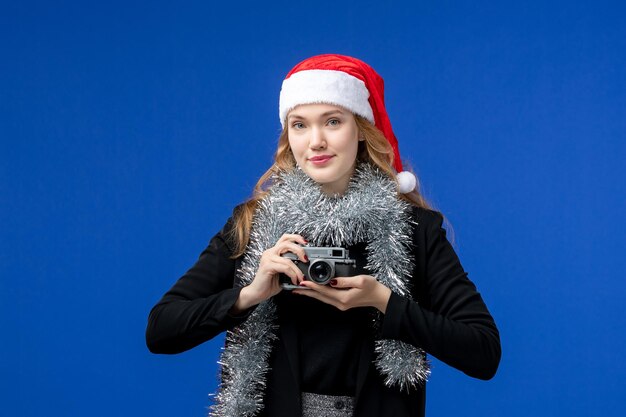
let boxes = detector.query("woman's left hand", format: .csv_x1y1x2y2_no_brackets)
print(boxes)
292,275,392,313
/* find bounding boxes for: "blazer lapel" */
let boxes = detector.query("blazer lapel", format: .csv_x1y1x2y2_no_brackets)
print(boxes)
278,318,301,386
355,337,374,401
270,292,302,415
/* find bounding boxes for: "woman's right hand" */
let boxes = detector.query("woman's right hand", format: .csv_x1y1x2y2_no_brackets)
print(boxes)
230,234,308,313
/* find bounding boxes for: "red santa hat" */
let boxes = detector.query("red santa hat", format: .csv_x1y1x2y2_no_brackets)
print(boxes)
279,54,417,193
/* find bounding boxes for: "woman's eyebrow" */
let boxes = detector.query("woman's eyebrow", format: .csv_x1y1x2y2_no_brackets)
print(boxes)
288,110,345,121
320,110,345,117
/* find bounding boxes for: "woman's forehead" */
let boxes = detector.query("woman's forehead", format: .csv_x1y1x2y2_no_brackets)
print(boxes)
287,103,352,120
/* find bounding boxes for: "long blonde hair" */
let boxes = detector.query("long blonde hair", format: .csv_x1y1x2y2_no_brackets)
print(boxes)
228,115,433,258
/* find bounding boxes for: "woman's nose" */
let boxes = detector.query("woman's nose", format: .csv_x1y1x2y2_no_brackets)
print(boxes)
309,127,326,149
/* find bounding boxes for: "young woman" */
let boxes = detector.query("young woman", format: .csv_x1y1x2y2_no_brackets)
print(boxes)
146,54,501,417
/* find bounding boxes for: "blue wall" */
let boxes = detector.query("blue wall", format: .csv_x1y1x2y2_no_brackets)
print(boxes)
1,1,625,416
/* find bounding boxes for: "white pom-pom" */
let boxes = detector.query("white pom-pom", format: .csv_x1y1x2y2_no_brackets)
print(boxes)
396,171,417,193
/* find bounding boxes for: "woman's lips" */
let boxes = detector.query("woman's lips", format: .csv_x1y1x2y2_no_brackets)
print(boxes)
308,155,334,165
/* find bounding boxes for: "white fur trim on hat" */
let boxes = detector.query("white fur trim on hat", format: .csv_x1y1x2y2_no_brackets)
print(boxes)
279,69,374,127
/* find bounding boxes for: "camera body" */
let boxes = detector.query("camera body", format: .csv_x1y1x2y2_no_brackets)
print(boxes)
281,246,357,288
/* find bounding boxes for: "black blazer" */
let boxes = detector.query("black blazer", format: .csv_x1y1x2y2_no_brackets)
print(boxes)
146,207,501,417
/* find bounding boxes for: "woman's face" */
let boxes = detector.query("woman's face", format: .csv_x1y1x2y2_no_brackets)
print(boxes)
287,103,361,195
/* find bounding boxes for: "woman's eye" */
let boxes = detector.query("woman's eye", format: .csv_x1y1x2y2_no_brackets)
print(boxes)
327,119,340,126
292,122,304,129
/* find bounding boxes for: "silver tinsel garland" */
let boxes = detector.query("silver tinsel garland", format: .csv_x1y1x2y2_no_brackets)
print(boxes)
209,163,430,417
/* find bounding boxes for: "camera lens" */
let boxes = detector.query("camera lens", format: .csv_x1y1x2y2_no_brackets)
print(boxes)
308,261,333,284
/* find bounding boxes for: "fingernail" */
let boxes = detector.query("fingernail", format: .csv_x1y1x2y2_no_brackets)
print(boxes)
304,255,309,262
299,281,307,286
329,279,337,286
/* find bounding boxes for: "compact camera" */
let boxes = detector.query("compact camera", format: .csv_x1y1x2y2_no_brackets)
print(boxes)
280,246,357,289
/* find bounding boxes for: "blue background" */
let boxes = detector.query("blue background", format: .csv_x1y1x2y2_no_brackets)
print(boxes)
1,1,625,416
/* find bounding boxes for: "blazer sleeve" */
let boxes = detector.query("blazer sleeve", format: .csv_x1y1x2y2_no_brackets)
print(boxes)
380,208,501,380
145,215,249,354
